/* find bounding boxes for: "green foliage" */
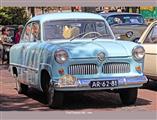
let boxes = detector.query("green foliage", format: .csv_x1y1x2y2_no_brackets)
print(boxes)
140,7,157,19
0,7,29,25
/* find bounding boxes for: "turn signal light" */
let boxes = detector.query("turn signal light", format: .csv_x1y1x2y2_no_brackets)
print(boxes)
58,68,64,75
135,66,141,72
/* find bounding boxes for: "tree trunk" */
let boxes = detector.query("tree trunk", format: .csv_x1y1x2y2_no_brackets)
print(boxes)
30,7,35,17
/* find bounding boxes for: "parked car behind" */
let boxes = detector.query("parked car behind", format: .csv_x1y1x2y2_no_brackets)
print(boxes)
0,25,19,43
10,12,148,108
138,20,157,80
99,12,147,42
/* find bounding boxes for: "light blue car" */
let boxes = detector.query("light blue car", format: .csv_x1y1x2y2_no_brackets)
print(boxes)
10,12,148,108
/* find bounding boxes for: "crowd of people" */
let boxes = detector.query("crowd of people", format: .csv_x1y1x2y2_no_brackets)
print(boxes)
0,25,23,64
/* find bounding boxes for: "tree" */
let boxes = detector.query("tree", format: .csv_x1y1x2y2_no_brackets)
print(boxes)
0,7,29,25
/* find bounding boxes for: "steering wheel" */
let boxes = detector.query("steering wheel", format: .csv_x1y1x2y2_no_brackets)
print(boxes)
81,32,102,38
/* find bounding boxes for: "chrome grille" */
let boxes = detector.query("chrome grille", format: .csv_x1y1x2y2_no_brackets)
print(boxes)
68,64,97,75
103,63,130,74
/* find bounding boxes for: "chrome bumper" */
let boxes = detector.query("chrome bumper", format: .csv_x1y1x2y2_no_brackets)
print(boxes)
53,75,148,91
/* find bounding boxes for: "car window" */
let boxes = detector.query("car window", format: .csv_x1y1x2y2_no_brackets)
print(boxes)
21,22,40,42
8,28,15,38
84,23,95,33
45,24,63,40
96,21,110,35
21,23,31,41
144,24,157,44
107,14,144,25
44,20,114,40
30,22,40,42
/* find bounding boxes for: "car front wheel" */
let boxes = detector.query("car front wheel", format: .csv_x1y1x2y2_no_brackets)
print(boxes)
119,88,138,105
45,83,64,108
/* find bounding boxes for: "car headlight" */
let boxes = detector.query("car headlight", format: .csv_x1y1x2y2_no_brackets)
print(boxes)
132,46,145,61
126,31,133,38
54,49,68,64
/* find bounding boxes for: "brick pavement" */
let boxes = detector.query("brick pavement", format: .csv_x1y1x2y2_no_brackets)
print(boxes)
0,64,157,111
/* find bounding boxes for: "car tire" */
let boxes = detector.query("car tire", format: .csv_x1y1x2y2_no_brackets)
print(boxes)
119,88,138,105
45,82,64,108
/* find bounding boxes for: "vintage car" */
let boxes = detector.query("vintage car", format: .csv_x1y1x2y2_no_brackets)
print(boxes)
10,12,148,108
138,20,157,80
99,12,147,42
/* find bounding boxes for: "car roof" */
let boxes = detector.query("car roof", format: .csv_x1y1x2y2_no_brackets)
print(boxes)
99,12,143,18
0,25,16,32
29,12,105,23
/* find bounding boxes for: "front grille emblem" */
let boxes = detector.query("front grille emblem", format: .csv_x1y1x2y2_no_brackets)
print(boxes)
97,52,105,62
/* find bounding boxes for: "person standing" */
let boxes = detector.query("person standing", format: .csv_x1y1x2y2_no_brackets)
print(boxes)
15,25,23,44
0,26,12,64
0,27,9,60
0,26,11,44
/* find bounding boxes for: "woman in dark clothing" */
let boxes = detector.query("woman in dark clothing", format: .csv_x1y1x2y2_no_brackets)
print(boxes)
15,25,23,44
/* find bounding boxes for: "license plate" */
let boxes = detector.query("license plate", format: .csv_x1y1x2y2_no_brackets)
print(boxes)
90,80,118,88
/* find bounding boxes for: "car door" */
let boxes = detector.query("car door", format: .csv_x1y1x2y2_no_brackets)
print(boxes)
141,23,157,77
17,22,32,84
25,22,42,87
19,21,42,87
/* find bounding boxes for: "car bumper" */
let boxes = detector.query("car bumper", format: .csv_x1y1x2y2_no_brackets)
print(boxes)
53,75,148,91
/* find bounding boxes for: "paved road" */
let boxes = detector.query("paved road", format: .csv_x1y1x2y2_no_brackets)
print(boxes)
0,64,157,112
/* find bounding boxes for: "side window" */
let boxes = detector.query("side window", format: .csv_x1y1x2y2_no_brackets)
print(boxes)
30,22,40,42
144,24,157,44
21,23,31,41
107,17,114,25
96,21,108,34
151,25,157,43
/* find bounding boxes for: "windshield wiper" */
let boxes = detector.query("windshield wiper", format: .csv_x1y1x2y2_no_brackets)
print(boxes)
69,32,88,41
70,27,114,41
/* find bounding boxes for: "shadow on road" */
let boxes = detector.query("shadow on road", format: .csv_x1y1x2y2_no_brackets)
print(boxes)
0,64,154,111
60,92,152,110
1,87,152,111
0,64,9,70
141,80,157,92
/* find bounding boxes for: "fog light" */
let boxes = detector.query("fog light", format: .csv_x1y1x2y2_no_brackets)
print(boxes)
58,74,78,87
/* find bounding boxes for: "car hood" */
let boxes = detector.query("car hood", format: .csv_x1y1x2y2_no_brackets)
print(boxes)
111,24,147,34
49,39,136,59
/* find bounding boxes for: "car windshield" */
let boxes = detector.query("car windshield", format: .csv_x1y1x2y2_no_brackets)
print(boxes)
43,19,114,40
106,14,145,25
